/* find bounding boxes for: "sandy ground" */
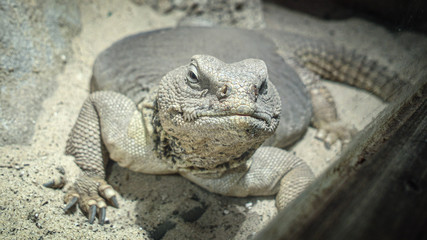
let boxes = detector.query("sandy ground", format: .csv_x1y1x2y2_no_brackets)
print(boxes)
1,1,425,239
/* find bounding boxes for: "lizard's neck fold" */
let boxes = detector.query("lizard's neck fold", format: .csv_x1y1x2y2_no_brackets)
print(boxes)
151,111,257,176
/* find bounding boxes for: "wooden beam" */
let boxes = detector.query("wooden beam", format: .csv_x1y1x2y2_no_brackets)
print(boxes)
256,81,426,240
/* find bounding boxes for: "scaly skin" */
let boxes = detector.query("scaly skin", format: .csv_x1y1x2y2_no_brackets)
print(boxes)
45,27,408,225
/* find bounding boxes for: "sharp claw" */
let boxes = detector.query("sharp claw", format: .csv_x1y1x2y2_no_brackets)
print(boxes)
88,205,96,224
110,196,119,208
43,180,55,188
64,196,78,212
99,207,106,225
43,176,65,189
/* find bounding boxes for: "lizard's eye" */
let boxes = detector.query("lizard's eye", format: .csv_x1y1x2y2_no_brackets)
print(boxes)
186,64,199,84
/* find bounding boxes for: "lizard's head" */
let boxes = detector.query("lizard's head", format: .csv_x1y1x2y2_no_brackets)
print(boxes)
157,55,281,170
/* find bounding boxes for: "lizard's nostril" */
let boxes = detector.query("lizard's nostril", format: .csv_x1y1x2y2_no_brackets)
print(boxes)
249,84,259,102
217,84,232,100
253,85,259,98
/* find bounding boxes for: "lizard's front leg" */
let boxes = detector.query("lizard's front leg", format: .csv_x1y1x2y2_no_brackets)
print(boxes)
181,147,314,210
45,91,153,224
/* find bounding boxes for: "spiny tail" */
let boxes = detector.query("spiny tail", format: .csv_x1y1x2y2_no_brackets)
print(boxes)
293,42,409,101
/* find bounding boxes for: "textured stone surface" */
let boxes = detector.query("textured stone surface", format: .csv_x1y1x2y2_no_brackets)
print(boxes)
0,0,81,146
131,0,264,29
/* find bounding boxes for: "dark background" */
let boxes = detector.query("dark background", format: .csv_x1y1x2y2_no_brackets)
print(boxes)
267,0,427,33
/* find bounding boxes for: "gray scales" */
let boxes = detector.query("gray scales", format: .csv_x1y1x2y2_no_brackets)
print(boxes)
44,27,406,225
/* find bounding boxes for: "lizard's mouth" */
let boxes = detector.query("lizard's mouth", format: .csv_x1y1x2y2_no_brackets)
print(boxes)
235,112,273,124
182,110,277,126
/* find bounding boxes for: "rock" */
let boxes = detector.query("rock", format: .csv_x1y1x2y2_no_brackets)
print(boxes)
0,0,81,146
131,0,264,29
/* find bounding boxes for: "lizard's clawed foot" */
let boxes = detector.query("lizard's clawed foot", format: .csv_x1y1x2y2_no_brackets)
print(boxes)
315,121,357,149
64,176,119,225
45,174,118,225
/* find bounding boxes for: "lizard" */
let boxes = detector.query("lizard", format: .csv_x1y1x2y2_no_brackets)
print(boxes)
44,27,407,225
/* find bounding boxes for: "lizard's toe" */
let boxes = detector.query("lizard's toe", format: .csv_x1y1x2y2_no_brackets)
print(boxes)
315,121,357,149
110,196,119,208
64,195,79,212
88,204,97,224
43,175,65,189
99,207,106,225
99,184,119,208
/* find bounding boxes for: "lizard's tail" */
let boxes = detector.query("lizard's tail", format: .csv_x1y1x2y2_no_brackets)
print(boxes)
293,42,409,101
